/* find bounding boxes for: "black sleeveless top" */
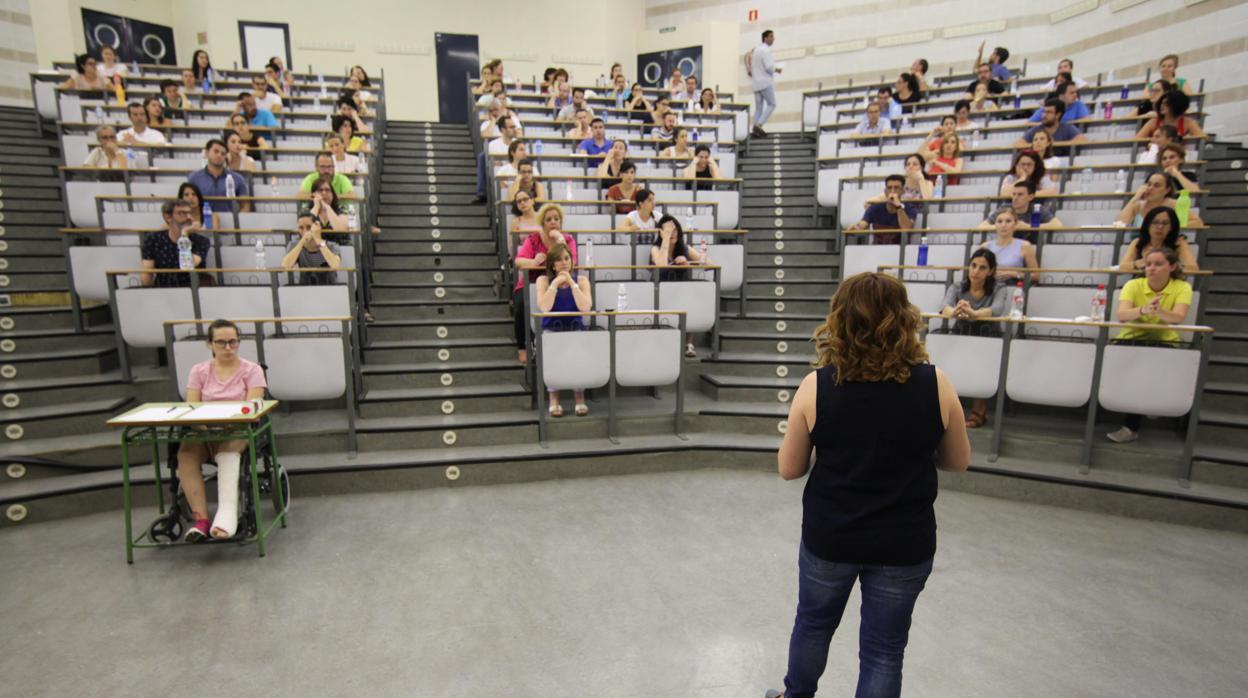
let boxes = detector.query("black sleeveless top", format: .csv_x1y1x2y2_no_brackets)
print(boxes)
803,363,944,565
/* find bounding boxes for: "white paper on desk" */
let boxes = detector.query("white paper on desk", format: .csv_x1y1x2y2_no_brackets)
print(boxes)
182,403,248,420
118,405,193,422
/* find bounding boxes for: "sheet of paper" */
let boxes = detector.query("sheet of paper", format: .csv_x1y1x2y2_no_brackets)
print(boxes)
116,405,193,423
181,403,248,421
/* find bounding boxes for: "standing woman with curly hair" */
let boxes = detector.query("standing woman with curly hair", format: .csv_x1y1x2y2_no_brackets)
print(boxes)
768,272,971,698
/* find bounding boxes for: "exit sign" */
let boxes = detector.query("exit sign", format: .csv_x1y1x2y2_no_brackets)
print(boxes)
659,26,676,34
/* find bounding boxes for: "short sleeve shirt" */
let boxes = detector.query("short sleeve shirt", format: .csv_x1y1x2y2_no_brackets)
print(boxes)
119,127,167,145
990,64,1012,82
299,172,354,197
861,202,918,229
514,233,577,292
255,93,283,112
250,108,278,128
1116,278,1193,344
578,138,613,157
141,231,211,286
187,167,251,212
286,239,341,285
1023,122,1082,144
187,358,267,402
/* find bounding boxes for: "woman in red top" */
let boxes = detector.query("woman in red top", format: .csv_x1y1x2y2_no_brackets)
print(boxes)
605,160,640,214
1136,91,1205,140
512,203,577,364
925,132,964,186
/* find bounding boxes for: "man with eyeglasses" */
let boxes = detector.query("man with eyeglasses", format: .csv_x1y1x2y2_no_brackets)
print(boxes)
84,125,128,169
141,199,210,287
251,73,283,114
847,174,917,245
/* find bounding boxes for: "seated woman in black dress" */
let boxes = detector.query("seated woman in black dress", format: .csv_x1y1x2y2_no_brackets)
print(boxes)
651,215,705,356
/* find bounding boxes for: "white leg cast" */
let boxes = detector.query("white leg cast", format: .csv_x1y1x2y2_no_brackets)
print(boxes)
210,451,242,538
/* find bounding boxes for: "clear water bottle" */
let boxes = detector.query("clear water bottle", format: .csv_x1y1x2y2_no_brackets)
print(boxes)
201,201,213,230
711,140,719,156
1009,281,1025,319
534,140,543,156
177,234,194,270
132,148,146,169
254,239,266,269
359,157,369,175
616,283,628,312
1030,203,1041,228
1089,241,1102,269
225,173,236,198
94,104,105,123
1080,167,1093,194
934,175,945,199
917,235,929,266
901,114,910,131
1114,169,1127,193
270,176,279,197
347,205,360,230
130,59,139,76
1011,76,1019,95
1091,284,1107,322
584,238,594,267
971,129,981,149
566,179,575,201
1106,69,1116,84
684,213,693,231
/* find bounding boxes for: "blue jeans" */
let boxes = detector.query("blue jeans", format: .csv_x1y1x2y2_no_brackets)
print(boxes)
754,86,776,127
476,150,488,198
783,542,933,698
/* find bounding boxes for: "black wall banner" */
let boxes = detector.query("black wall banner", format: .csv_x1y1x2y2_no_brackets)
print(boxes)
82,8,178,66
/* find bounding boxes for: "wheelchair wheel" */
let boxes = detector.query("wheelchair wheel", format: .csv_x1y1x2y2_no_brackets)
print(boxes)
260,461,290,514
148,515,183,544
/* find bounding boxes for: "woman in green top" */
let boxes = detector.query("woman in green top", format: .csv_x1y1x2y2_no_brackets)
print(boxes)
1107,247,1193,443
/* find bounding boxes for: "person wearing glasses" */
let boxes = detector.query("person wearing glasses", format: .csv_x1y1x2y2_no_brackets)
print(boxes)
61,53,110,92
178,319,268,542
83,125,128,169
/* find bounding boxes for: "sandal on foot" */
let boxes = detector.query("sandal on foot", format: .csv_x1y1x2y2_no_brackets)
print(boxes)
549,404,564,418
966,410,987,428
575,404,589,417
685,343,698,357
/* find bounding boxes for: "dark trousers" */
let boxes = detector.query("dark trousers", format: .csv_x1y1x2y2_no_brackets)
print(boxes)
512,287,526,348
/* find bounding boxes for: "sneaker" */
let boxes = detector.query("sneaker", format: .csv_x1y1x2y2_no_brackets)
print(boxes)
183,518,211,542
764,691,784,698
685,343,698,357
1106,427,1138,443
752,126,768,137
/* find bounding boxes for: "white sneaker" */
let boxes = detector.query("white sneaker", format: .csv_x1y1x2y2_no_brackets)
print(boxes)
685,343,697,357
1106,427,1138,443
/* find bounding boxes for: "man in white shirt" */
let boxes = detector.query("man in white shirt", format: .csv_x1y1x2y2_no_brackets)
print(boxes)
749,30,781,137
556,88,594,121
251,74,283,114
676,75,698,103
118,102,167,146
488,116,517,156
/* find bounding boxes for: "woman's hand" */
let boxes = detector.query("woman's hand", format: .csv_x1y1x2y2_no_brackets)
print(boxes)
532,252,547,267
555,271,573,288
674,256,689,265
1142,297,1162,317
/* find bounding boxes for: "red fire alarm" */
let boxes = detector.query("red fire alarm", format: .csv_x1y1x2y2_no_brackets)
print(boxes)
748,9,759,21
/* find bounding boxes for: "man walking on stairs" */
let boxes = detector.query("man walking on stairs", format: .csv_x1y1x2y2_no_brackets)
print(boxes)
749,30,781,137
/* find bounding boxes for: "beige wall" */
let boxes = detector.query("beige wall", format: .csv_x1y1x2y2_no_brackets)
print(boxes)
0,0,38,105
635,20,741,101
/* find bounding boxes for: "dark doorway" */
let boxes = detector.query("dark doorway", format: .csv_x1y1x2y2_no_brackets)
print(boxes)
435,33,480,124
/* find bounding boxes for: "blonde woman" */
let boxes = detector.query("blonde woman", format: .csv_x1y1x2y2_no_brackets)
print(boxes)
513,203,576,364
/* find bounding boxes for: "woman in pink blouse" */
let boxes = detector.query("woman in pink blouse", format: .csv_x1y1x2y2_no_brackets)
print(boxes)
512,203,577,365
180,319,268,541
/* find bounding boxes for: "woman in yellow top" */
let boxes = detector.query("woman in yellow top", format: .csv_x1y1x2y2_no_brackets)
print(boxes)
1106,247,1193,444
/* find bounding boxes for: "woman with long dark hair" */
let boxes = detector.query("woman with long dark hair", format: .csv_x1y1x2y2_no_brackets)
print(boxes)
191,49,216,84
1117,206,1198,272
769,272,970,698
941,248,1008,427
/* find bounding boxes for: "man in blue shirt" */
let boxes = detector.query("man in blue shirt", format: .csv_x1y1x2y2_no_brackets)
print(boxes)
1028,81,1090,124
1016,99,1088,155
847,175,916,245
235,91,278,128
187,138,251,213
975,41,1012,82
852,102,892,146
576,118,613,160
876,87,902,122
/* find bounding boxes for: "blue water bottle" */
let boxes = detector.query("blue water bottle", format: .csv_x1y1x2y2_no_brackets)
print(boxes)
917,235,929,266
201,201,213,230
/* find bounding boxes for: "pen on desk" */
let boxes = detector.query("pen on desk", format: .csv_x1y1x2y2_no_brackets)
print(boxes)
167,406,179,413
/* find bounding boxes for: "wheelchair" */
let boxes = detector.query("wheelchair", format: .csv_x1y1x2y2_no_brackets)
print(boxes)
146,417,290,545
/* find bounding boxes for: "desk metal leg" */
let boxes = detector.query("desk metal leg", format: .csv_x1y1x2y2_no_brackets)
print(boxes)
122,435,134,564
269,424,287,529
248,434,266,558
152,439,165,514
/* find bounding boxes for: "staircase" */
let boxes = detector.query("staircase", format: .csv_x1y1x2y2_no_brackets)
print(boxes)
700,133,831,430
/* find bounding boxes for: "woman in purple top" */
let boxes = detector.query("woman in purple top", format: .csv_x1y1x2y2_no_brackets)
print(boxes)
179,319,268,541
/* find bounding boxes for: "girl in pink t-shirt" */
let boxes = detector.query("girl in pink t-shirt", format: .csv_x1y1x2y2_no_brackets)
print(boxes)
179,319,268,542
512,203,577,364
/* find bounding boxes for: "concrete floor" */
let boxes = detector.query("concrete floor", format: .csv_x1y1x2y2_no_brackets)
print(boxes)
2,469,1246,697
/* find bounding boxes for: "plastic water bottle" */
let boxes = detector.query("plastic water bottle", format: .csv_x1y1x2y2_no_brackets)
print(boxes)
1011,76,1019,95
711,140,719,156
225,173,236,198
270,177,279,197
1013,93,1021,109
934,175,945,199
1120,84,1129,100
130,59,139,76
1175,190,1192,227
917,235,929,266
359,158,369,175
1009,281,1025,319
94,104,105,123
177,234,194,270
201,201,213,230
254,239,266,269
314,94,321,111
585,238,595,267
1091,285,1107,321
534,140,543,156
566,179,575,201
1081,167,1093,194
1114,169,1127,193
684,213,693,231
1106,69,1116,84
616,283,628,312
971,129,981,148
1030,203,1041,228
691,130,699,142
1090,241,1103,269
1103,101,1113,120
132,148,146,169
347,205,360,230
901,114,910,131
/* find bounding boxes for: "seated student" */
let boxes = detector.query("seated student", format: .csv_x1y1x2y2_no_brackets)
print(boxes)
475,66,495,96
866,154,933,209
648,95,673,134
84,125,128,169
178,319,268,541
597,139,629,191
977,42,1012,82
547,80,573,112
1158,143,1199,193
179,69,200,100
940,248,1009,427
158,79,191,120
952,100,980,131
576,118,613,159
651,215,704,357
479,99,508,140
1015,99,1088,152
556,87,594,121
141,200,210,287
496,140,537,179
661,128,695,158
876,86,902,122
566,108,593,142
299,151,355,198
963,62,1005,101
96,45,127,84
1118,206,1198,273
191,49,218,85
1137,124,1180,165
999,151,1057,197
506,159,547,203
675,75,699,104
691,88,720,113
251,73,283,114
145,96,172,130
1107,247,1193,444
652,110,679,143
229,113,270,150
488,115,520,156
1029,81,1089,124
847,175,917,245
282,212,341,285
666,68,686,100
344,74,373,103
188,139,252,213
223,130,257,173
977,207,1039,282
978,181,1063,234
1116,171,1203,227
910,58,931,96
234,91,278,128
607,75,631,108
119,101,167,146
334,114,370,154
510,192,541,235
925,133,963,185
682,144,722,190
302,176,351,243
1150,53,1195,96
535,242,594,417
266,64,292,100
920,117,959,162
1042,59,1088,91
61,53,111,92
892,73,922,115
969,82,1000,113
853,102,892,139
621,188,663,244
475,79,505,107
1136,91,1206,140
325,133,361,174
606,160,640,214
1133,79,1173,119
624,83,655,123
1028,130,1062,171
178,181,220,231
339,88,372,119
513,203,577,365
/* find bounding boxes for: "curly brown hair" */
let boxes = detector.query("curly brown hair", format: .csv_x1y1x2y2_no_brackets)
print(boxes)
812,272,928,384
